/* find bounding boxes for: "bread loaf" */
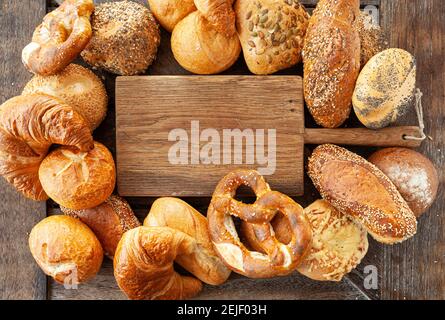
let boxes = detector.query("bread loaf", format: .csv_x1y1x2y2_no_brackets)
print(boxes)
23,64,108,131
303,0,361,128
308,144,417,244
369,148,439,218
29,215,103,285
39,141,116,210
352,48,416,129
147,0,196,32
62,195,141,258
235,0,309,75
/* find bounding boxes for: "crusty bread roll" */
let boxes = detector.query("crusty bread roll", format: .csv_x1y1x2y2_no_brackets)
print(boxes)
22,64,108,131
144,197,231,285
114,226,203,300
62,195,141,258
355,11,388,68
308,144,417,244
353,48,416,129
171,3,241,74
81,1,161,75
39,141,116,210
29,215,103,285
0,94,93,201
147,0,196,32
235,0,309,75
303,0,361,128
369,148,439,218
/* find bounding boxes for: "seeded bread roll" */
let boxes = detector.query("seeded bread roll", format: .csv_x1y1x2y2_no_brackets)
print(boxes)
235,0,309,75
62,195,141,258
29,215,103,285
81,1,161,75
352,48,416,129
303,0,361,128
22,64,107,131
369,148,439,218
39,141,116,210
308,144,417,244
147,0,196,32
355,11,388,68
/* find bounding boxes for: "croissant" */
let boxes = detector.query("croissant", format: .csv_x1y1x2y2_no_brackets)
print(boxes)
144,197,231,285
114,226,203,300
0,94,93,200
171,0,240,74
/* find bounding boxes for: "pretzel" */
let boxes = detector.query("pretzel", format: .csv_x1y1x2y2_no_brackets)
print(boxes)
22,0,94,75
207,170,312,278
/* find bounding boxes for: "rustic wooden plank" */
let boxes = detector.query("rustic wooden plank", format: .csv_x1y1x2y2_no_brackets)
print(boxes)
0,0,47,300
380,0,445,300
116,76,305,197
48,259,369,300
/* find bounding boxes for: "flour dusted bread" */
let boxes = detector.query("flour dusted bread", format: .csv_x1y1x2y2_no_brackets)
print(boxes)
369,148,439,218
62,195,141,258
81,1,161,75
23,64,108,131
144,197,231,285
308,144,417,244
303,0,361,128
353,48,416,129
171,1,241,74
39,141,116,210
0,94,93,201
147,0,196,32
29,215,103,284
235,0,309,75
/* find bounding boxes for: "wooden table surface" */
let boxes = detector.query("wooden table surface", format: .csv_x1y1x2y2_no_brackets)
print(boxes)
0,0,443,300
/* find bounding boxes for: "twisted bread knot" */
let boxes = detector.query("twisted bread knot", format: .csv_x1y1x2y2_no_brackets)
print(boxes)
208,170,312,278
22,0,94,75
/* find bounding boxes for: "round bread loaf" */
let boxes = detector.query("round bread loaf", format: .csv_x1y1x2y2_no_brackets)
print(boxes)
368,148,439,217
39,141,116,210
62,195,141,258
22,64,108,131
81,1,161,75
352,48,416,129
147,0,196,32
29,215,103,285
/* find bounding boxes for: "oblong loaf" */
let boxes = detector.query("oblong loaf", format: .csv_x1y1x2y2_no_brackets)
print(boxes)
307,144,417,244
303,0,361,128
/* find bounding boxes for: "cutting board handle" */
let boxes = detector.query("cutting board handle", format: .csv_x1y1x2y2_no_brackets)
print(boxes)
304,126,424,148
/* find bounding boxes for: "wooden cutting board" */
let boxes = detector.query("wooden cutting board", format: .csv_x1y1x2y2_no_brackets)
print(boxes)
115,75,422,197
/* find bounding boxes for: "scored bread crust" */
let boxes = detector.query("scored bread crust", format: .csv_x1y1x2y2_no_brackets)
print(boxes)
303,0,361,128
307,144,417,244
62,195,141,258
23,64,108,131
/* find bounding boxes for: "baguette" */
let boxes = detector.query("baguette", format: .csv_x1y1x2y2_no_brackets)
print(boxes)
303,0,361,128
307,144,417,244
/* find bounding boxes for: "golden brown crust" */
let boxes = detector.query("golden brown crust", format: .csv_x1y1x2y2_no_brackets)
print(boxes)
147,0,196,32
114,226,203,300
29,215,103,284
23,64,108,131
207,170,312,278
368,148,439,218
355,11,388,68
144,197,231,285
22,0,94,76
81,1,161,75
39,141,116,210
0,94,93,200
303,0,361,128
194,0,237,37
235,0,309,75
352,48,416,129
61,195,141,258
171,8,240,74
307,144,417,244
